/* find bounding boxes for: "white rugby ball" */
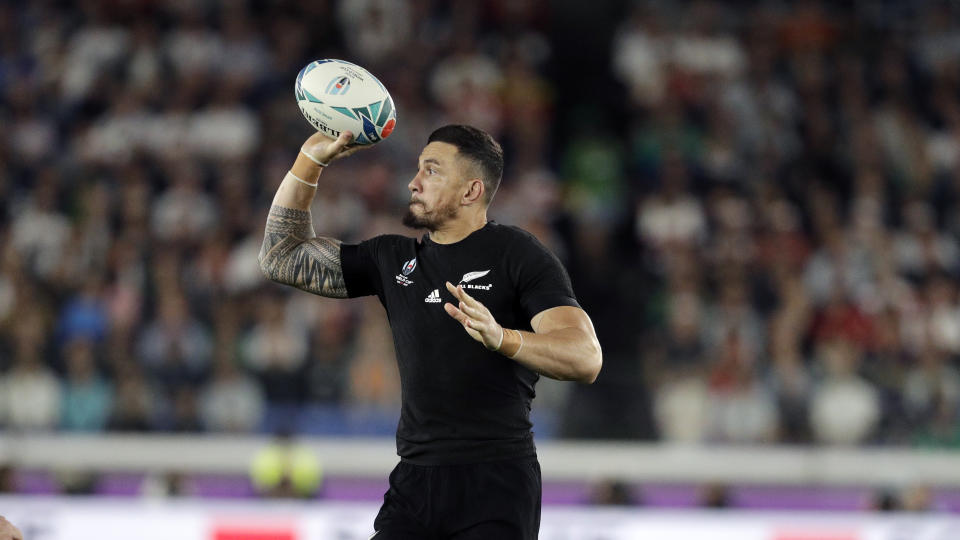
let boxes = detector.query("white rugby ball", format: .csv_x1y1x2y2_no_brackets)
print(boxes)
295,59,397,146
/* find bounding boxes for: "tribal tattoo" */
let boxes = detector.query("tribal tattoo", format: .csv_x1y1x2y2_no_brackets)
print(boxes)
258,205,348,298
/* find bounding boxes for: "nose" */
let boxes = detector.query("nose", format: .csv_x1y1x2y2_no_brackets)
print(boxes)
408,173,421,194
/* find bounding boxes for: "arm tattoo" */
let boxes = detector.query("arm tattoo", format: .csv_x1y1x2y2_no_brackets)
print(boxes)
258,205,348,298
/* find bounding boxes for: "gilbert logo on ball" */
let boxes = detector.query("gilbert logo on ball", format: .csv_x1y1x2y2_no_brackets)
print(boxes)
295,59,397,145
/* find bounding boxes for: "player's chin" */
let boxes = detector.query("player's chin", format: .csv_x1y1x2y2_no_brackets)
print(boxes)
402,207,429,229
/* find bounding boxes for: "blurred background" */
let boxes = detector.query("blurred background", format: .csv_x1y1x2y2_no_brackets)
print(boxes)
1,0,960,536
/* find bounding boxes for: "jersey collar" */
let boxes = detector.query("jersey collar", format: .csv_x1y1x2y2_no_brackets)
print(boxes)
421,221,495,248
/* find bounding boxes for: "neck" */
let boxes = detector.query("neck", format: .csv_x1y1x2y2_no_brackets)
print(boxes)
429,208,488,244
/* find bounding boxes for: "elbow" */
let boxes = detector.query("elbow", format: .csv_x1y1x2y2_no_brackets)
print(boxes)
258,252,278,283
576,342,603,384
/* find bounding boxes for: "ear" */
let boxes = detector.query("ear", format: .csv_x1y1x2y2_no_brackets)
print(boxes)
461,178,485,205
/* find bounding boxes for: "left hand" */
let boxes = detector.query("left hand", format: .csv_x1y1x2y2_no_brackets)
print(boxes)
443,281,503,350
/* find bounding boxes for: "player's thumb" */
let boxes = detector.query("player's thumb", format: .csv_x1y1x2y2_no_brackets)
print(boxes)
315,131,355,163
331,131,354,152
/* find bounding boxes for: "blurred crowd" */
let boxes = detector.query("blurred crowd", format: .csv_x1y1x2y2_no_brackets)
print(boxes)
0,0,959,449
609,0,960,447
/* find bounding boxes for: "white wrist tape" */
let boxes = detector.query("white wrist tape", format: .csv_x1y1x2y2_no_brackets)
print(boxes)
493,326,505,351
301,150,330,167
288,170,318,188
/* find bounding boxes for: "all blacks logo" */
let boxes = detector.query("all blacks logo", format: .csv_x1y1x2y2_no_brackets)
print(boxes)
463,283,493,291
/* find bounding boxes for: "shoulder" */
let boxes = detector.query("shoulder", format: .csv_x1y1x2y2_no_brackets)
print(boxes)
344,234,418,275
358,233,418,252
490,223,550,252
490,223,561,263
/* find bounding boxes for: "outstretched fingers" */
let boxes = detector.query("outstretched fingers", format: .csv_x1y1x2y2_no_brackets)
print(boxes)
445,280,462,299
443,301,468,324
444,301,489,332
458,299,484,318
445,281,482,308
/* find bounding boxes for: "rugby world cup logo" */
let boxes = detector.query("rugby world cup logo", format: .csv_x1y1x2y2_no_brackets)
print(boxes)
326,76,351,95
401,258,417,276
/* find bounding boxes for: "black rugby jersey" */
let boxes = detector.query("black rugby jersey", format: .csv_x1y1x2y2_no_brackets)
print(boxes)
340,221,580,465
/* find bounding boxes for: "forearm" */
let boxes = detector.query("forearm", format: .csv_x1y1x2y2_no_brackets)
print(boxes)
500,326,602,383
272,152,325,211
258,153,347,297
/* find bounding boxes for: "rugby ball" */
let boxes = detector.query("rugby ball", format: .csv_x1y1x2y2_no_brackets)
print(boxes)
295,59,397,146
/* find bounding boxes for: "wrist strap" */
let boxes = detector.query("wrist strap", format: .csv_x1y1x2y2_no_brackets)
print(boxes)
301,150,330,167
492,326,505,351
288,170,318,188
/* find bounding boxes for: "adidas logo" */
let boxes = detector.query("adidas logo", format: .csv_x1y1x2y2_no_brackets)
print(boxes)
424,289,442,303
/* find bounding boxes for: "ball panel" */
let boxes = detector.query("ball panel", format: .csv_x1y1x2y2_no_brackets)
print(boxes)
375,97,394,127
381,118,396,139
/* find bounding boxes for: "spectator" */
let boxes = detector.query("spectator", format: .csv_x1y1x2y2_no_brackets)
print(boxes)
168,386,203,432
9,169,70,281
242,293,309,431
337,0,412,65
151,161,219,244
0,310,60,430
903,343,960,439
303,302,355,405
57,277,110,347
60,338,113,431
108,362,156,432
0,355,62,430
654,374,710,443
1,354,61,431
636,158,706,251
200,351,265,433
137,290,212,389
706,332,778,443
809,338,880,445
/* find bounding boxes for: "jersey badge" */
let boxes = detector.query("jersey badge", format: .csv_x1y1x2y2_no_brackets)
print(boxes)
460,270,490,283
395,258,416,286
459,269,493,291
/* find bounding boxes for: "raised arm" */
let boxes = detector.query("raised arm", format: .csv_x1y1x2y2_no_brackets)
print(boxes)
258,131,359,297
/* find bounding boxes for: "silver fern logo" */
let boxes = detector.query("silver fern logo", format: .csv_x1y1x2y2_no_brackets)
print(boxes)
460,270,490,283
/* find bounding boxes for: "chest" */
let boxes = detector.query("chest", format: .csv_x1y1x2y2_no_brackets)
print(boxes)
380,249,519,328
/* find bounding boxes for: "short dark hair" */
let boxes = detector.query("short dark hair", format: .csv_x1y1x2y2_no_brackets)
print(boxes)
427,125,504,204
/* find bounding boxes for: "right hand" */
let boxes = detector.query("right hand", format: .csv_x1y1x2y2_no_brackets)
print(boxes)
301,131,364,165
0,516,23,540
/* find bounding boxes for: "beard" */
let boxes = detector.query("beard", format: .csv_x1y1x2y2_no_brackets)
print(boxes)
402,198,459,231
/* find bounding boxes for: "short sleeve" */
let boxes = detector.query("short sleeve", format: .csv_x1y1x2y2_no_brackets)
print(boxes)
512,233,580,320
340,237,384,298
